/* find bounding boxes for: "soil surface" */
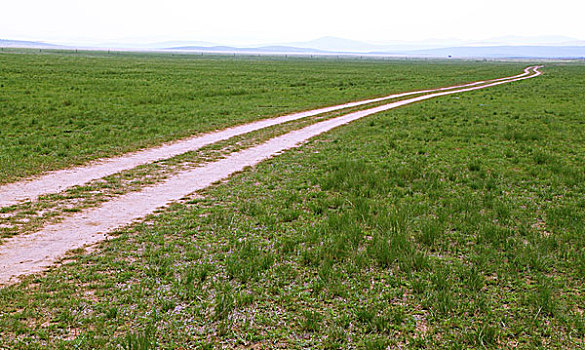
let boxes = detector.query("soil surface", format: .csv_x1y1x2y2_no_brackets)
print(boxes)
0,67,533,209
0,66,542,285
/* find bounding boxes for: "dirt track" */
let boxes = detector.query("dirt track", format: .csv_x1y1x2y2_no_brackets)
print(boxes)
0,67,534,209
0,66,542,285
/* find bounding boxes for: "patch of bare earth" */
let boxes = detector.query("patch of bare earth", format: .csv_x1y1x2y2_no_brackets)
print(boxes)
0,67,542,286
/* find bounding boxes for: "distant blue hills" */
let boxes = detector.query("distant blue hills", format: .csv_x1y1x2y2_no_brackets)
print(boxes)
0,39,65,49
377,46,585,59
168,45,326,54
2,36,584,59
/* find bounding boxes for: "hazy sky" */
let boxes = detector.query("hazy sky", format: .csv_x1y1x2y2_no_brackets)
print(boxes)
2,0,584,44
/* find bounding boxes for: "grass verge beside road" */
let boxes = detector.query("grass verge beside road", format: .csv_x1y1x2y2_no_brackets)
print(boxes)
1,63,585,348
0,50,524,183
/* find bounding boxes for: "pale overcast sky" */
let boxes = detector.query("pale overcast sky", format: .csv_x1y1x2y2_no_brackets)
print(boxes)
2,0,584,44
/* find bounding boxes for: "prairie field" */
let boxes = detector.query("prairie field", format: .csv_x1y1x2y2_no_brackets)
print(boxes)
1,50,585,349
0,50,522,183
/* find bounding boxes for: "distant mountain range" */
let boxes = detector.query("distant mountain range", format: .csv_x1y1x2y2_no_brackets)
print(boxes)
392,46,585,59
0,39,67,49
168,45,326,54
2,36,584,59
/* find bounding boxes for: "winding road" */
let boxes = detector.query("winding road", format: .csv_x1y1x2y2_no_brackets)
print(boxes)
0,66,543,285
0,67,537,209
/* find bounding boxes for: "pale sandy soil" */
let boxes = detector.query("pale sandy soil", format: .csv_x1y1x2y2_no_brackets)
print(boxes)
0,67,534,209
0,66,542,285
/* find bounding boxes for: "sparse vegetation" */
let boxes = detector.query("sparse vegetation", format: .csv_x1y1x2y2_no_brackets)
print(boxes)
1,51,584,348
0,50,523,183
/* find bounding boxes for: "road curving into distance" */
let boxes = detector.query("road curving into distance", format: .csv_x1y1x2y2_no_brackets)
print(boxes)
0,66,542,285
0,66,538,209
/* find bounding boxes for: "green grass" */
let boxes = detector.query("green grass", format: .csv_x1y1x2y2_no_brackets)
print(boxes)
0,101,364,241
1,55,585,348
0,50,525,183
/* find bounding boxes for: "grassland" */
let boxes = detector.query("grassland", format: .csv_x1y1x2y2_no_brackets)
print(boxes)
1,52,584,348
0,50,525,184
0,101,380,241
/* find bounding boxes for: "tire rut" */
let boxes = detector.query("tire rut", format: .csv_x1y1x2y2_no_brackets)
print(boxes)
0,66,542,285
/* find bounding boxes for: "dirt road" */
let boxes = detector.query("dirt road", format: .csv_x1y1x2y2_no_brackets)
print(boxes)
0,67,536,209
0,66,542,285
